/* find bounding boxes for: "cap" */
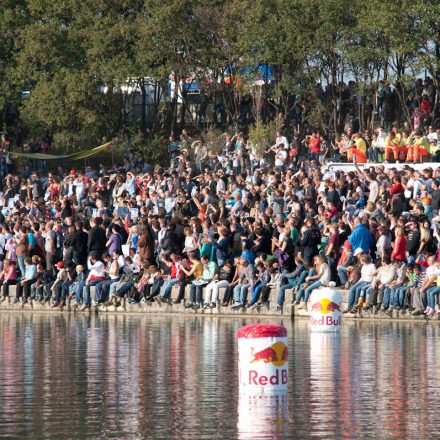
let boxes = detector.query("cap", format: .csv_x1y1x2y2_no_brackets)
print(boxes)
69,169,76,175
344,240,352,250
354,248,364,256
237,324,287,339
56,262,64,268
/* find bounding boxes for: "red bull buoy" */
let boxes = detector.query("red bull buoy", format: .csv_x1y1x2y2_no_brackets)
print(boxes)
238,323,288,393
309,288,342,332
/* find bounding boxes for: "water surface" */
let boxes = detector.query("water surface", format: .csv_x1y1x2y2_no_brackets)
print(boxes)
0,313,439,439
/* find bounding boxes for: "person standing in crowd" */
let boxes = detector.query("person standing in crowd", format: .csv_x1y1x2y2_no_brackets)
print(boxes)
87,217,106,259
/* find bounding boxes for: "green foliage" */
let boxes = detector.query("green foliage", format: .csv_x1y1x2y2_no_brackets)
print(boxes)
200,127,225,154
248,120,278,155
2,0,440,157
138,135,168,165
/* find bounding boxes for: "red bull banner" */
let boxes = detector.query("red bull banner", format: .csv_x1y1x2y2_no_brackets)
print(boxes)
237,324,288,393
309,288,342,332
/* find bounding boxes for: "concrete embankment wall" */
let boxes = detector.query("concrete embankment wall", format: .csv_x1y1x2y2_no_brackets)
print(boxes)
0,286,434,322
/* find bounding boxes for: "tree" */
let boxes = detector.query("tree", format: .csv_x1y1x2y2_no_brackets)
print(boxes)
12,0,141,149
0,1,29,134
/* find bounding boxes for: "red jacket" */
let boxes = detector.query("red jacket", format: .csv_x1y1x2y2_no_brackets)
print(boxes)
391,236,406,261
420,99,432,116
389,183,403,195
309,137,321,154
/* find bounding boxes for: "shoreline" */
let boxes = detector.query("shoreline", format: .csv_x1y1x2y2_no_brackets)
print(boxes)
0,300,435,323
0,287,434,322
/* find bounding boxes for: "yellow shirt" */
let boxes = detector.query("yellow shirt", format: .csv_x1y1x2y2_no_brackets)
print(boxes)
430,144,440,156
402,136,412,147
414,136,430,151
192,261,203,279
385,134,401,147
354,138,366,154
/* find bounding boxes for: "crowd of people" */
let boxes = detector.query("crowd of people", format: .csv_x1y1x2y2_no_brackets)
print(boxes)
0,117,439,319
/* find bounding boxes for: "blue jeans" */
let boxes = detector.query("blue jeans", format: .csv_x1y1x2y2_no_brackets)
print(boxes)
359,283,371,299
70,281,85,303
17,256,26,278
348,280,369,309
337,266,349,285
368,148,378,162
109,280,135,298
296,270,310,288
382,287,392,308
116,280,135,297
233,283,250,304
161,278,179,299
94,278,118,303
82,279,101,306
276,280,295,306
426,286,440,309
304,280,322,302
250,283,265,305
390,286,406,307
296,269,317,303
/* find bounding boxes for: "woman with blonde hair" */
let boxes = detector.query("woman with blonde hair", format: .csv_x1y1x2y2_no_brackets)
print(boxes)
296,254,330,309
418,226,431,254
182,226,198,255
365,201,376,214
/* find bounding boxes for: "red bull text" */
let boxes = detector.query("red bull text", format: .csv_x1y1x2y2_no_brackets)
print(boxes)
309,289,342,332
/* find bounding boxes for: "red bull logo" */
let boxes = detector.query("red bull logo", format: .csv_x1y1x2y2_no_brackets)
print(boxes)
310,315,341,326
310,298,340,314
250,341,288,367
248,368,288,386
244,341,288,386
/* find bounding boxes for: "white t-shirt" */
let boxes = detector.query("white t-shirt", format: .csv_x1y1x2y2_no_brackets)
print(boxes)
275,149,287,167
368,180,379,203
0,234,6,255
376,235,391,257
426,264,440,281
427,132,438,142
376,132,387,149
86,260,105,281
412,179,423,199
319,263,331,285
360,263,376,282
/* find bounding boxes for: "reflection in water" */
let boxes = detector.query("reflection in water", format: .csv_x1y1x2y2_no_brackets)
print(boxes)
0,314,439,439
238,391,288,439
309,332,341,438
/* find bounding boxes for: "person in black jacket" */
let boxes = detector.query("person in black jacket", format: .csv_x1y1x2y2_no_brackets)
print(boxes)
160,227,179,255
70,221,88,266
87,217,106,259
300,217,321,264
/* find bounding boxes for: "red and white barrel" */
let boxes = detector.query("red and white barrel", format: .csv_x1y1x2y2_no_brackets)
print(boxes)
238,323,288,394
309,287,342,332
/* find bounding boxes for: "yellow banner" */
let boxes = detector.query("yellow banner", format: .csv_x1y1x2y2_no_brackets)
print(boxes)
9,141,112,161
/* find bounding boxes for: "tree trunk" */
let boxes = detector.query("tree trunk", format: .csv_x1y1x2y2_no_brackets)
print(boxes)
140,79,147,136
180,87,187,127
